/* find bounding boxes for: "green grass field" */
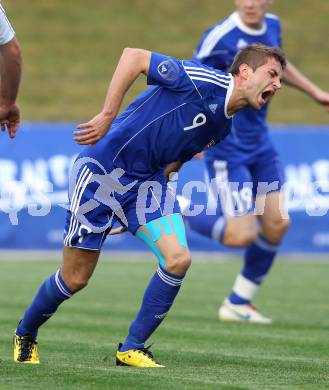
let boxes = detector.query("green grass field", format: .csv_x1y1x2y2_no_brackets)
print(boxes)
3,0,329,123
1,255,329,389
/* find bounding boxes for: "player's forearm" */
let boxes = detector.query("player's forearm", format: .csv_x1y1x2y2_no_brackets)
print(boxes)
0,37,22,107
283,62,322,101
101,48,151,119
75,49,151,145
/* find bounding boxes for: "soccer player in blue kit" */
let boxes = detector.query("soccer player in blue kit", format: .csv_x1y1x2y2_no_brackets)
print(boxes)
13,43,286,367
185,0,329,323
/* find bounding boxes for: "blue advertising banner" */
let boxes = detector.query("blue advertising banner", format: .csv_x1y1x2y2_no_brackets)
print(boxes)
0,123,328,252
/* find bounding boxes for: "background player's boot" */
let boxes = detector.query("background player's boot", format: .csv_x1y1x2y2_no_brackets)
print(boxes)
116,343,164,367
13,334,40,364
218,298,272,324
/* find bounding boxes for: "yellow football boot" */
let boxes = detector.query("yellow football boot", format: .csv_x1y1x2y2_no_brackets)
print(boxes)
116,343,164,368
13,334,40,364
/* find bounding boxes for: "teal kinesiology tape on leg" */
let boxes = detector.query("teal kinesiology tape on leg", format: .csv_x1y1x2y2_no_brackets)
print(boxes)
135,213,188,270
159,216,174,235
135,229,165,269
143,220,163,241
169,213,188,248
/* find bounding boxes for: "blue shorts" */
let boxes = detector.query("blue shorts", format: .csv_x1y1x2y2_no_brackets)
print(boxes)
63,158,180,250
204,143,284,218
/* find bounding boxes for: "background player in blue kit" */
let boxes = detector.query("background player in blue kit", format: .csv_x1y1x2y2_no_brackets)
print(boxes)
13,44,286,367
185,0,329,323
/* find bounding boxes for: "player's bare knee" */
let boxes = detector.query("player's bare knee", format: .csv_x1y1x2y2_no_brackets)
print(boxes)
223,226,257,248
165,248,191,275
64,272,90,292
262,217,290,243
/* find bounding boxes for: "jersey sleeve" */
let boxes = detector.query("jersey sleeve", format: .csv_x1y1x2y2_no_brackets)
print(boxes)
193,21,231,70
0,5,15,45
277,18,282,48
147,52,191,92
267,14,282,48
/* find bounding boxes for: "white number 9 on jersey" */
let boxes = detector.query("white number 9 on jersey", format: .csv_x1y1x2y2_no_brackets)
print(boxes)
183,113,207,131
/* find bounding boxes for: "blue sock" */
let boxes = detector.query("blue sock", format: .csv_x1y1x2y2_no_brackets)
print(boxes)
185,210,226,242
229,235,279,305
120,267,184,351
16,270,73,339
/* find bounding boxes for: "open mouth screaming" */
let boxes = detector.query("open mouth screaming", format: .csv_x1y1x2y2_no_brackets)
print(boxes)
260,89,274,106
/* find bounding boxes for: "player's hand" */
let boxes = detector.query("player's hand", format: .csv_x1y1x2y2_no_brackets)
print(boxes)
314,89,329,112
0,103,20,139
193,152,204,159
74,111,113,145
108,226,127,235
164,161,183,180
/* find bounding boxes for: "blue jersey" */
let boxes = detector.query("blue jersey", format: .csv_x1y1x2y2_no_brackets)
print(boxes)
81,52,234,178
194,11,282,155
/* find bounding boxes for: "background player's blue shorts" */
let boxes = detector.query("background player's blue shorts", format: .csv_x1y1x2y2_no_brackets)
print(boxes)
204,143,284,218
63,159,180,250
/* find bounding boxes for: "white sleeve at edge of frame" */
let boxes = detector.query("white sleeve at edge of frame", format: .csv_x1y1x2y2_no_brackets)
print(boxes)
0,6,15,46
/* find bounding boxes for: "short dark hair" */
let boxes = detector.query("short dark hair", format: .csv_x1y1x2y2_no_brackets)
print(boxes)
229,43,287,75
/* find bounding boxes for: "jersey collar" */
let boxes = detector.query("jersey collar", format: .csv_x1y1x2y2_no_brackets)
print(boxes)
231,11,267,36
224,74,234,119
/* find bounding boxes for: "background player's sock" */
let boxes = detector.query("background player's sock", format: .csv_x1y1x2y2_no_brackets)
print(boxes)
16,270,73,339
185,211,226,242
120,267,184,351
229,235,279,305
